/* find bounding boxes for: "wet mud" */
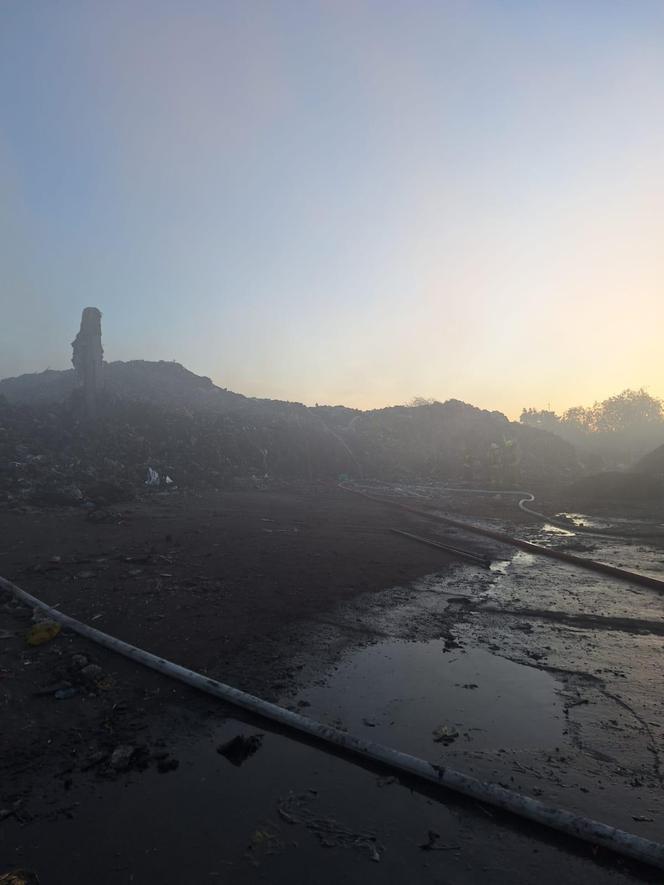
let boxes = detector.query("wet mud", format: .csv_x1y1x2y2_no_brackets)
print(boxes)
1,485,663,882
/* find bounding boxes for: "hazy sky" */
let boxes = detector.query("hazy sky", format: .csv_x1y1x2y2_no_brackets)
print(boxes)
2,1,663,417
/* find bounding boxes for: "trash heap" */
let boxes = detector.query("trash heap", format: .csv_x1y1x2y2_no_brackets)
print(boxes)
0,354,580,510
0,391,357,509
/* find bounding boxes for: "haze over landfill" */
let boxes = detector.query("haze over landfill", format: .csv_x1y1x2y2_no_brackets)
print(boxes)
2,1,664,415
3,4,664,885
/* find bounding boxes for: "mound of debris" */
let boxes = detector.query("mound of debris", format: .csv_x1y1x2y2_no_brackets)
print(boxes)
342,399,577,484
0,393,359,508
0,360,248,414
0,309,579,506
563,470,663,508
0,368,79,406
636,442,664,477
0,384,579,510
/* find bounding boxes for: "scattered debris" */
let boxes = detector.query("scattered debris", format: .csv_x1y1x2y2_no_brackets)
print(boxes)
145,467,160,488
277,792,383,862
110,745,135,771
0,360,579,511
418,830,460,852
33,681,73,697
432,725,459,745
0,801,23,824
376,775,397,788
0,871,40,885
245,826,285,866
217,734,264,766
80,663,103,682
54,687,78,700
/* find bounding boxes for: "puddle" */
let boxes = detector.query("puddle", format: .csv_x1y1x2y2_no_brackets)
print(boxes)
291,642,565,758
557,512,664,534
557,512,611,529
3,714,473,884
513,550,536,566
520,519,664,582
0,637,573,884
0,566,648,885
541,523,575,537
0,694,602,885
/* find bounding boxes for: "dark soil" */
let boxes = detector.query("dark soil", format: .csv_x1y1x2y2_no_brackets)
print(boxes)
1,485,661,884
0,487,460,809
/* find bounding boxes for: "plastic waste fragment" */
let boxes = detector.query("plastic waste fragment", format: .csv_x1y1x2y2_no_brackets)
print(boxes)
26,621,61,646
217,733,263,766
145,467,160,487
0,872,40,885
432,724,459,745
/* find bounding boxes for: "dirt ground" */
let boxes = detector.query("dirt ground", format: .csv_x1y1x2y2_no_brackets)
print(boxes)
1,485,662,883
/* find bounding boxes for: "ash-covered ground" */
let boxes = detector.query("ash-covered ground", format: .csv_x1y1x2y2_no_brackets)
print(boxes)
1,483,663,884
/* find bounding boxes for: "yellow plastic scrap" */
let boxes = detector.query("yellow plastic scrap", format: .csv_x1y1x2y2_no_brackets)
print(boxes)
0,871,40,885
432,724,460,744
26,620,61,647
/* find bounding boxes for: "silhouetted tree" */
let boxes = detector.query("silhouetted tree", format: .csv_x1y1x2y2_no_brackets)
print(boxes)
519,408,561,433
520,389,664,466
590,389,663,433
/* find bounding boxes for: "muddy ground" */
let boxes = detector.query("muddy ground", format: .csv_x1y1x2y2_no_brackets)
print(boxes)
1,485,663,883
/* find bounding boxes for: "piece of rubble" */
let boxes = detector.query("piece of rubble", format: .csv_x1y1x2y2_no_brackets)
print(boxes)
432,724,459,745
54,687,78,700
110,745,135,770
156,756,179,774
0,870,40,885
217,734,264,766
25,620,61,646
80,663,103,681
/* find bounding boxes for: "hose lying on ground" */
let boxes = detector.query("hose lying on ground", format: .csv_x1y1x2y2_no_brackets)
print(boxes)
361,483,664,540
390,528,491,567
439,487,585,526
1,572,663,871
344,485,664,593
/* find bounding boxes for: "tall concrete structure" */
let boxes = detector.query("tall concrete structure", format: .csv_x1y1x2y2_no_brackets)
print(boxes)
71,307,103,416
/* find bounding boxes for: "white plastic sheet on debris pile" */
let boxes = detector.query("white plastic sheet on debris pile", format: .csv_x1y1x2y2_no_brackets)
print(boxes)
145,467,160,487
145,468,175,488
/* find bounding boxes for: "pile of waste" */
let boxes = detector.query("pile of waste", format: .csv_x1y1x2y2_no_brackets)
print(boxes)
0,394,355,508
0,360,579,509
636,441,664,477
565,470,663,507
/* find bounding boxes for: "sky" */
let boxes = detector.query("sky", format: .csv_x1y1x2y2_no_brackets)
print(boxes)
1,1,663,417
